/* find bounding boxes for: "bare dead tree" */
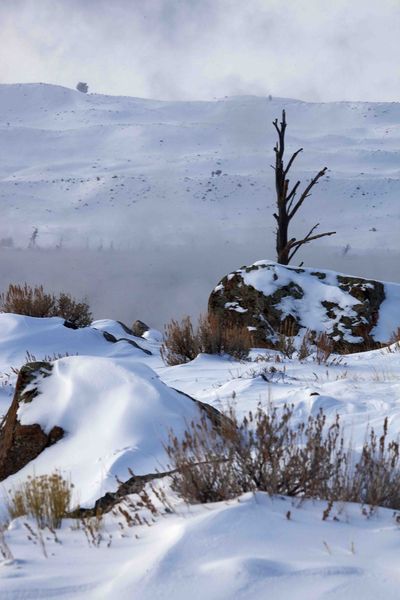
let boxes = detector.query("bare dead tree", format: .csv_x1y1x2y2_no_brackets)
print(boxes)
273,110,335,265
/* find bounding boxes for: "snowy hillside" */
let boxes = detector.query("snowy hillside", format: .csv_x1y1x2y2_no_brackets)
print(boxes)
1,82,400,598
1,83,399,251
0,313,400,598
0,83,399,328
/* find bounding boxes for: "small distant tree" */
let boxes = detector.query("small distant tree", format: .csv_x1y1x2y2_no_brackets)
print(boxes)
272,110,335,265
76,82,88,94
28,227,39,249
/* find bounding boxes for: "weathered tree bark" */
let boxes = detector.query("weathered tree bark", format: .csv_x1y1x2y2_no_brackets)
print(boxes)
272,110,335,265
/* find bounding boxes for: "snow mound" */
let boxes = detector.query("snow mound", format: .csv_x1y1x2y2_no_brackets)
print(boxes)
6,356,201,506
0,314,153,370
93,493,400,600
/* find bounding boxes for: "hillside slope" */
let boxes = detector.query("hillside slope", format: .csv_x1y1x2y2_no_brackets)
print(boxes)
0,82,399,327
0,83,399,251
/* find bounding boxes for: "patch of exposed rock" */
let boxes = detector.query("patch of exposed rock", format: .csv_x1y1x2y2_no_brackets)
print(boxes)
131,320,150,337
0,362,64,481
208,261,389,352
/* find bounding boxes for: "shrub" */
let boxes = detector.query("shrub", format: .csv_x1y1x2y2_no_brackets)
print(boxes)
346,418,400,509
161,316,200,365
6,471,73,529
165,405,400,511
161,314,253,365
76,81,88,93
165,414,242,503
0,283,92,327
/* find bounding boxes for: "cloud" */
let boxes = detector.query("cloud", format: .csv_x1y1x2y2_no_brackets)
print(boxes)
0,0,399,101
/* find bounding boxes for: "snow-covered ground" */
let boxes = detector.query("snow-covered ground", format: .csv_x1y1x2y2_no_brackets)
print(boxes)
0,313,400,598
0,83,399,327
1,82,400,597
2,493,400,600
1,83,399,252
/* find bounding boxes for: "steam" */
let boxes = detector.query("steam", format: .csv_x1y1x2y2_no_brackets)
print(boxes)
0,0,398,101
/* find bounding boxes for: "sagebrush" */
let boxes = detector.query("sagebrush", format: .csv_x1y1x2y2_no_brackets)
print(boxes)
166,405,400,510
0,283,92,327
161,313,253,365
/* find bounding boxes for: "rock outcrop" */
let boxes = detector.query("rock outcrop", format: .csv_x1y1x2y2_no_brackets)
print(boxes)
0,362,64,481
0,355,227,508
208,261,395,352
131,320,150,338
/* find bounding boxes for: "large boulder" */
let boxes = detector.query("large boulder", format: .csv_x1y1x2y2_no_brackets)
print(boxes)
208,261,400,352
0,362,64,481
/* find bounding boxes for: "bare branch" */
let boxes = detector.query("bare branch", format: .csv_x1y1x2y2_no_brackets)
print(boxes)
284,148,303,177
288,167,327,220
286,181,301,213
272,119,280,136
287,226,336,262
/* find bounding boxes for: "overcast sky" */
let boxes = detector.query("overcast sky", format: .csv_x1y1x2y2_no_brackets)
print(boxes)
0,0,399,101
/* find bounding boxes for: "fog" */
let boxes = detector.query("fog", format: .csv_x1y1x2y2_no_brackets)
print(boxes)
0,0,399,102
0,1,399,328
0,239,397,331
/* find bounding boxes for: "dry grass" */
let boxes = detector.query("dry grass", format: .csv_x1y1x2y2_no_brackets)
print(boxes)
298,329,313,361
7,471,73,529
0,283,92,327
165,405,400,511
275,320,297,359
161,313,253,365
315,332,335,364
389,328,400,343
0,523,14,560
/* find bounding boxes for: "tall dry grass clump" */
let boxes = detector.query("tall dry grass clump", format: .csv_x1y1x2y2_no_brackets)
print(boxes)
7,471,73,529
161,313,253,365
165,405,400,510
0,283,92,327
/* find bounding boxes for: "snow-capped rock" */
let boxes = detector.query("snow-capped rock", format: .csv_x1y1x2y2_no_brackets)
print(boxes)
209,260,400,351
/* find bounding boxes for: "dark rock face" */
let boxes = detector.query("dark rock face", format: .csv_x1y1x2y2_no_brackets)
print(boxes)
0,362,64,481
131,320,150,337
208,261,387,352
101,330,152,355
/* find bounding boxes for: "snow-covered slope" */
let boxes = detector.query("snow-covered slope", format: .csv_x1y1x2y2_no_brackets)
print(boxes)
11,357,203,506
0,313,400,598
0,83,399,328
0,314,158,416
2,493,400,600
1,83,399,252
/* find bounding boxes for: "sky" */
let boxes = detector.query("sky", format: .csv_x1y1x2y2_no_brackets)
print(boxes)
0,0,399,102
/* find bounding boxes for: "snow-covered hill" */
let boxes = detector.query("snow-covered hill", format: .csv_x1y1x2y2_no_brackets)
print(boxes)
1,83,399,251
0,83,399,326
0,313,400,598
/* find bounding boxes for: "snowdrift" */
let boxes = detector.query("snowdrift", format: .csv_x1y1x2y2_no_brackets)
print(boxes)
3,356,204,506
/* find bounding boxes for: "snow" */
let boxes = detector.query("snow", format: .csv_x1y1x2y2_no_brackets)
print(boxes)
0,82,400,596
7,355,204,506
0,83,399,328
0,314,158,418
235,260,400,343
0,313,400,596
1,83,399,253
2,493,400,599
